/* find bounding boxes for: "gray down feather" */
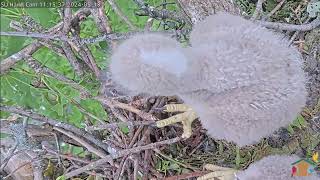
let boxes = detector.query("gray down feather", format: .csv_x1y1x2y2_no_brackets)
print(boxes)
180,12,307,146
236,155,319,180
109,12,307,147
110,33,187,96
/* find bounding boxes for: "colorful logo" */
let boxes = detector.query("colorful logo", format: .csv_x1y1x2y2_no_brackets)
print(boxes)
291,152,319,177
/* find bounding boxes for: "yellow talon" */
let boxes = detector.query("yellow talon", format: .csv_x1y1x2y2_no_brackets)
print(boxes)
197,164,238,180
156,104,198,138
163,104,193,112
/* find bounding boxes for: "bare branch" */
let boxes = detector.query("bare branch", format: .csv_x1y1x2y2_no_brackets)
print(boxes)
0,42,42,75
91,0,113,33
63,137,182,178
43,142,91,164
95,96,158,121
88,0,117,50
0,31,69,41
163,171,211,180
0,30,179,45
49,9,91,34
257,16,320,31
134,0,189,24
266,0,286,19
0,105,110,153
70,38,101,78
0,8,91,75
26,56,91,98
62,0,73,34
61,1,85,77
86,120,155,131
53,127,109,159
61,42,84,76
251,0,265,20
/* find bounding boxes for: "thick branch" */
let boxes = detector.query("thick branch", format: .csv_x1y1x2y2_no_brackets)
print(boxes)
0,8,91,75
134,0,189,24
86,120,155,131
0,43,42,75
0,105,110,153
0,30,181,46
257,16,320,31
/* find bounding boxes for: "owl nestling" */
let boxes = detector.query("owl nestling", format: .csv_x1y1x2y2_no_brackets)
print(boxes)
181,12,307,146
110,12,307,147
110,33,188,96
236,155,319,180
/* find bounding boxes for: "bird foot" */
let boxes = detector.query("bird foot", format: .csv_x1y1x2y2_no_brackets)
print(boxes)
197,164,238,180
156,104,198,138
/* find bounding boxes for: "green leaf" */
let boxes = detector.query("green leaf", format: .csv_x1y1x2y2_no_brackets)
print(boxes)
291,116,302,129
297,114,307,127
56,175,66,180
235,147,241,168
66,105,83,127
24,8,59,28
1,14,29,60
33,47,75,79
88,44,109,69
119,124,129,134
0,132,10,139
265,0,277,13
218,141,224,155
287,124,294,134
168,162,181,171
86,175,95,180
51,103,64,116
43,160,54,177
80,99,108,121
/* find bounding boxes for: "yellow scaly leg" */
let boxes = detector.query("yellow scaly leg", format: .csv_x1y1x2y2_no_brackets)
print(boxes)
156,104,198,138
197,164,238,180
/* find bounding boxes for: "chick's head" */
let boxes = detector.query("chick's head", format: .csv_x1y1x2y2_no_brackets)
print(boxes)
110,33,188,96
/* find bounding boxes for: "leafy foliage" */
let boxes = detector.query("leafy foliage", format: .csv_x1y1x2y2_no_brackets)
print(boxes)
0,0,319,179
0,0,182,126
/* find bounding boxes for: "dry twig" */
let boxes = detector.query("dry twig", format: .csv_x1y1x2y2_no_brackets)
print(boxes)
0,8,91,75
63,137,182,178
266,0,286,19
86,120,155,131
96,96,158,121
251,0,265,20
61,2,84,77
0,105,110,153
53,127,109,159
